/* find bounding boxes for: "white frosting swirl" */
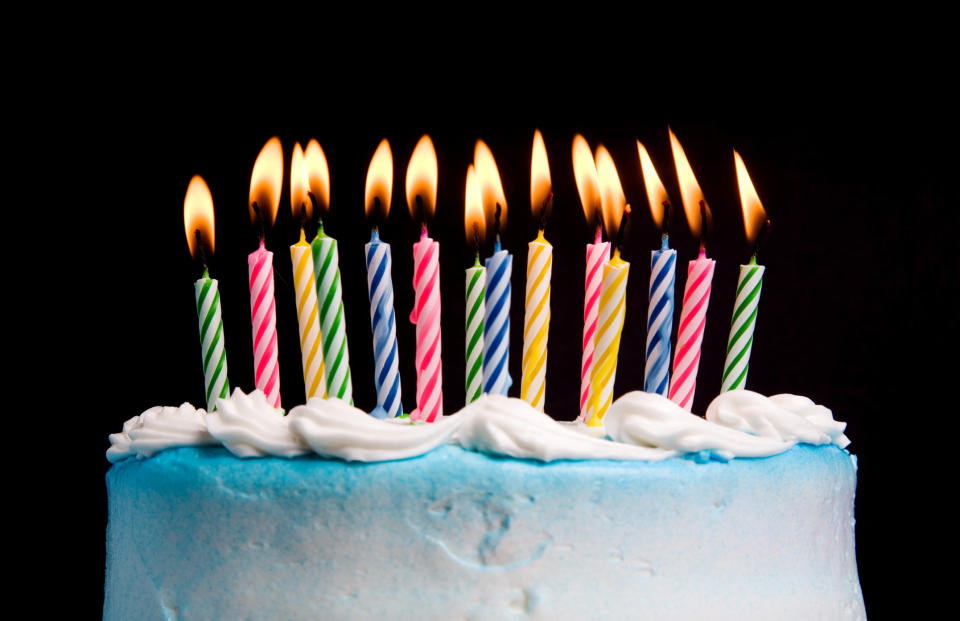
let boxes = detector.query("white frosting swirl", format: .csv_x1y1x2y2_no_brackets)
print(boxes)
605,392,791,460
289,397,459,461
205,389,308,458
454,395,674,461
705,390,850,449
106,403,215,463
108,388,851,463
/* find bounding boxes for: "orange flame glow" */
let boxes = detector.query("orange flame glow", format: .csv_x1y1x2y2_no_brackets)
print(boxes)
249,136,283,228
184,175,215,259
464,164,485,246
290,142,311,222
595,145,627,239
405,135,437,221
364,139,393,221
669,128,710,240
305,139,330,216
572,134,601,226
637,140,669,230
530,129,552,223
474,139,507,232
734,150,768,244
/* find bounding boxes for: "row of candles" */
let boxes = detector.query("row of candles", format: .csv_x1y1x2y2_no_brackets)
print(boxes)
183,129,769,426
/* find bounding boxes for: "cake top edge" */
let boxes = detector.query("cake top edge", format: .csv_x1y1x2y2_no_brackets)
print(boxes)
107,389,850,465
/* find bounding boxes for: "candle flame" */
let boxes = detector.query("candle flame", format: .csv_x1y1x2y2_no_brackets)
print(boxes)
475,139,507,231
595,145,626,238
464,164,485,246
184,175,215,259
290,142,311,222
405,134,437,221
249,136,283,228
305,139,330,216
669,128,710,240
572,134,601,226
734,150,768,244
365,138,393,222
530,129,552,223
637,140,669,230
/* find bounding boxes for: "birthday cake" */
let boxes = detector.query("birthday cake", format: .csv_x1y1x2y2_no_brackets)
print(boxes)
104,390,865,620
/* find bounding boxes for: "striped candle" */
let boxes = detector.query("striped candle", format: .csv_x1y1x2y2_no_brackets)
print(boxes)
311,225,353,404
644,238,676,396
465,256,485,404
483,241,513,396
587,250,629,427
668,248,716,411
521,230,552,411
365,229,402,418
721,259,765,391
290,230,325,401
248,240,281,409
194,269,229,411
410,229,443,422
580,230,609,422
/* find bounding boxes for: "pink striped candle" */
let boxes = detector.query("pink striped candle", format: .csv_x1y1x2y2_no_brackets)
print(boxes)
248,240,281,408
409,227,443,422
580,226,609,423
668,248,715,411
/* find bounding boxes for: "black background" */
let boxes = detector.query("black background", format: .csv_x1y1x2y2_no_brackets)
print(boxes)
59,74,954,618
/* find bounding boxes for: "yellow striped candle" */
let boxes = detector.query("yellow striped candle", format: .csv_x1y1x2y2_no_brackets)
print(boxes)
587,250,629,427
290,229,325,400
521,230,552,411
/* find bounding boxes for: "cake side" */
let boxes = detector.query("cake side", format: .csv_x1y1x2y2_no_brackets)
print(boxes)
104,444,864,621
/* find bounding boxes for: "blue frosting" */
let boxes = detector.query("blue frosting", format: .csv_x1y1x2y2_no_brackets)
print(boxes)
105,444,864,620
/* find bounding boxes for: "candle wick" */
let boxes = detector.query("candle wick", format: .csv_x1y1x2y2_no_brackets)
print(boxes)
472,221,481,256
698,199,710,251
752,218,771,264
615,204,631,254
253,202,265,243
415,194,425,225
593,222,602,245
373,196,384,229
662,200,671,238
195,229,209,273
539,191,552,232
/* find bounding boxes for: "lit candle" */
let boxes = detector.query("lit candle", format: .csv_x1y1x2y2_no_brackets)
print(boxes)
363,138,402,419
722,150,770,391
289,141,326,401
522,130,553,412
667,128,716,412
476,140,512,396
637,140,676,397
406,135,443,422
464,165,486,405
572,134,608,422
587,145,630,427
247,137,283,409
184,176,230,411
310,149,353,404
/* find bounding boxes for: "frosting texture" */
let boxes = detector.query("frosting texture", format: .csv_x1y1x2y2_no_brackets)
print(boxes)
108,388,851,464
106,403,215,463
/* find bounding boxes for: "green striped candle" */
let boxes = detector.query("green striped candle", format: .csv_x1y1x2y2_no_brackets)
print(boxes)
721,258,764,391
465,254,485,404
311,223,353,403
195,268,230,410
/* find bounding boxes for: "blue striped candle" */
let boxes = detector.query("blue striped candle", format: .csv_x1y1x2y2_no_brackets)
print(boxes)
483,239,513,395
644,236,676,396
364,229,402,418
